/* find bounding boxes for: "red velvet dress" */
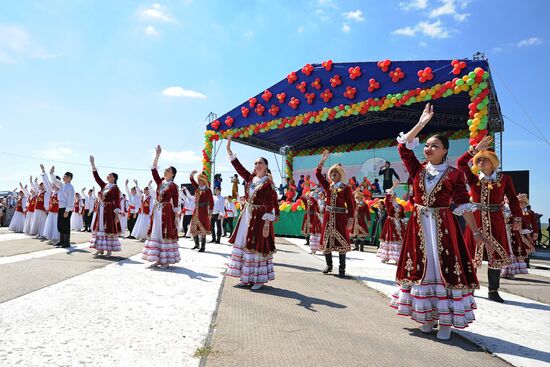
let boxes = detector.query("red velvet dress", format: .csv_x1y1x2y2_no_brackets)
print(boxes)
511,210,537,258
141,168,180,265
90,171,122,252
315,168,355,254
227,156,279,285
301,195,322,236
457,151,522,269
377,193,404,263
23,195,37,235
390,142,479,329
189,175,213,237
352,202,371,239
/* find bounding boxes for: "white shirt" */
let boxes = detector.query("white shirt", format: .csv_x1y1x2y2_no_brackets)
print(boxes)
85,194,96,210
182,191,195,215
125,183,142,213
213,195,225,215
224,200,236,217
57,181,75,211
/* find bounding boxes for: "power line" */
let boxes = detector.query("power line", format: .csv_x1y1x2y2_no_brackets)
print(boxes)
502,115,550,148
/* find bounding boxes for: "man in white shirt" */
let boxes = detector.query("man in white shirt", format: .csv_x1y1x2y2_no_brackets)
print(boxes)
83,188,96,232
223,195,237,237
55,171,75,248
210,187,225,244
125,179,142,239
181,186,195,237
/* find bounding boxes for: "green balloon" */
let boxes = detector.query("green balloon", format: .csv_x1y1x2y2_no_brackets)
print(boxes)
456,79,464,86
374,106,380,111
483,72,489,79
467,78,475,86
345,105,351,110
478,121,487,129
467,119,473,126
396,93,403,100
479,82,488,89
468,71,476,78
474,88,482,95
386,94,392,99
410,97,417,103
404,90,410,95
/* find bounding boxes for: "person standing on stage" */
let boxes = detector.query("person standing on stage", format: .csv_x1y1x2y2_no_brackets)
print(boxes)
125,179,142,239
141,145,181,268
225,137,279,290
223,196,237,237
378,161,400,192
89,156,122,257
52,168,75,248
180,186,195,238
457,135,522,303
210,187,225,244
351,191,371,252
231,174,240,200
389,104,489,340
301,189,323,254
189,170,213,252
316,151,355,277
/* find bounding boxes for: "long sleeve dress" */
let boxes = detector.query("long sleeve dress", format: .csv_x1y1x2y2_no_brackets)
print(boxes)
31,175,50,236
132,184,154,240
226,155,279,285
9,194,26,232
377,193,404,263
389,136,479,330
90,171,122,252
457,151,522,270
70,197,84,231
315,168,355,254
189,175,213,237
352,201,371,240
42,173,60,242
301,194,323,252
23,190,37,235
141,167,180,265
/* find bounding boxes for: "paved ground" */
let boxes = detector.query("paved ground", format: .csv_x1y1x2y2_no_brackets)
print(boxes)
205,239,507,367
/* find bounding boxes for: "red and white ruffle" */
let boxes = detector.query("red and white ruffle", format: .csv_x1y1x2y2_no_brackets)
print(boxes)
376,241,402,263
501,259,528,276
310,234,321,252
90,232,122,252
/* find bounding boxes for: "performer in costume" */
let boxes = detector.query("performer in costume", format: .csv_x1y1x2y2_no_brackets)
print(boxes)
223,196,237,237
180,186,195,237
389,104,489,340
30,175,49,238
131,180,154,241
89,156,122,257
125,179,142,239
9,188,26,233
23,186,37,235
301,189,323,254
51,167,75,248
71,192,84,231
514,194,538,269
351,191,371,252
41,165,60,244
500,197,529,278
119,194,129,235
141,145,181,268
83,188,96,232
210,186,225,244
457,136,522,303
377,183,404,263
189,170,213,252
226,137,279,290
231,174,240,200
315,150,355,277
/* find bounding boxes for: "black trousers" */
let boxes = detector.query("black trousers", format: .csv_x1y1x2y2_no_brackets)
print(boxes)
223,217,234,236
128,213,138,233
210,214,222,242
182,214,192,235
57,208,72,245
382,180,393,191
84,209,92,231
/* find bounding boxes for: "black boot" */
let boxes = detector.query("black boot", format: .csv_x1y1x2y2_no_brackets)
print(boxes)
359,239,365,252
488,268,504,303
199,237,206,252
61,233,71,248
338,253,348,278
192,236,200,250
488,290,504,303
216,234,221,244
306,235,310,247
322,253,333,274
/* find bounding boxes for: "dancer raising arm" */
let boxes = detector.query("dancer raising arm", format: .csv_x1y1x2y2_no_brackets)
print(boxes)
89,155,122,257
225,136,279,290
141,145,181,268
389,103,490,341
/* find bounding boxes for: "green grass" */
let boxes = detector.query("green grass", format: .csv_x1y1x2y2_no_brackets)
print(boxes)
193,346,212,358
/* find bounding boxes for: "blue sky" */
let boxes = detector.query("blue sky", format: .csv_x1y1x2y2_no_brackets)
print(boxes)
1,0,549,219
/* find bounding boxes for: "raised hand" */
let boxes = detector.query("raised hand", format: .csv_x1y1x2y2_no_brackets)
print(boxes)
40,164,45,172
125,179,129,185
418,103,434,127
50,166,55,174
155,145,162,157
191,170,198,176
148,180,153,187
226,136,233,156
319,150,329,166
475,135,493,152
133,179,138,185
89,155,95,165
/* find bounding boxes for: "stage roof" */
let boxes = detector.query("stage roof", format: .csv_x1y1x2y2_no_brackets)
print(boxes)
207,59,502,154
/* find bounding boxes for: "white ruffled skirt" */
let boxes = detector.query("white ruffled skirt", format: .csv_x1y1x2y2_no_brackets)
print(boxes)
70,213,83,231
9,212,26,233
141,206,180,265
23,212,34,235
90,205,121,252
132,213,151,240
31,209,47,237
377,241,402,263
118,214,128,234
42,212,60,241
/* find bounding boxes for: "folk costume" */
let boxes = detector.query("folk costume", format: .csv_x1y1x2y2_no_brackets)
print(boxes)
132,183,154,240
9,192,26,233
377,191,404,263
300,191,323,254
42,173,60,243
90,171,122,254
351,191,371,252
189,172,213,252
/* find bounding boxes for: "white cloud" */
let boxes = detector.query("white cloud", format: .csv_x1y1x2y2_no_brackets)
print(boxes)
342,10,364,22
419,41,428,47
392,26,417,36
162,87,207,99
314,9,330,21
33,146,73,160
429,0,469,22
399,0,428,10
517,37,543,47
142,3,174,22
159,150,201,164
244,30,254,39
491,46,503,53
342,24,351,33
317,0,338,9
0,23,60,64
297,26,305,33
145,25,159,36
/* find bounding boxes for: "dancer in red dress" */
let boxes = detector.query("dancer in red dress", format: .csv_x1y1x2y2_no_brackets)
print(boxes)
377,183,404,263
189,170,213,252
89,156,122,257
457,136,523,302
389,104,490,340
23,186,37,235
141,145,181,268
226,137,279,290
351,191,371,252
301,189,323,254
9,187,26,233
512,194,538,269
316,150,355,277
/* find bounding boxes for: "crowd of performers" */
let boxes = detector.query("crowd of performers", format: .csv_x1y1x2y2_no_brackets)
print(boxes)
5,104,542,340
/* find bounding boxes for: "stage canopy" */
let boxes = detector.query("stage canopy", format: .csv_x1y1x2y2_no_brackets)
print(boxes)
203,58,502,179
